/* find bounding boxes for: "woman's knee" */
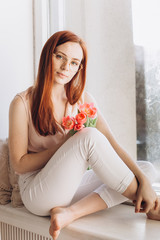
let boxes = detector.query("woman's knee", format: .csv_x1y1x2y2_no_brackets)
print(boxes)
69,127,104,153
76,127,104,142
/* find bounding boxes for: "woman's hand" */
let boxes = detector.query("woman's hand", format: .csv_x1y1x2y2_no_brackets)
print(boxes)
134,177,159,213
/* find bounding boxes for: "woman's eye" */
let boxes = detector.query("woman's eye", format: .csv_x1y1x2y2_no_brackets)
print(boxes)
71,61,78,66
56,54,63,59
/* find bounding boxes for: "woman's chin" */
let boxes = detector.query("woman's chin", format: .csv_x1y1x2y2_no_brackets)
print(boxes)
54,78,71,86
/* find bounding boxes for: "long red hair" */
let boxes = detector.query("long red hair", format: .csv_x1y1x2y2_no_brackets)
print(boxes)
31,30,88,136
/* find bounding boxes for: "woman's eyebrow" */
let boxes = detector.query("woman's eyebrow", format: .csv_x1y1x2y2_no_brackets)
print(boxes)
56,51,81,62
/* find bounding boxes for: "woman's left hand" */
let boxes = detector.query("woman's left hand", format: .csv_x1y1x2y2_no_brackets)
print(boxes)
134,177,159,213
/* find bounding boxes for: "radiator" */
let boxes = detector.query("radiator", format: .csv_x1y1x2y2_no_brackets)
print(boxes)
0,222,52,240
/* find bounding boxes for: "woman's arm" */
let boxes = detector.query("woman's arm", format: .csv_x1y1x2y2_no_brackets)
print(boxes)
84,91,158,212
96,110,145,181
9,96,61,174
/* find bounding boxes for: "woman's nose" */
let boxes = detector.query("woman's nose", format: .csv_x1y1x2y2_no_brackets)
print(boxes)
61,60,70,71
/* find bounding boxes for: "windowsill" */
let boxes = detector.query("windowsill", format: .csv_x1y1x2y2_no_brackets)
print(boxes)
0,202,160,240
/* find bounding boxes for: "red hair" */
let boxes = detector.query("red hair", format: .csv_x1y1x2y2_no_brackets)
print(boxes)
31,30,88,136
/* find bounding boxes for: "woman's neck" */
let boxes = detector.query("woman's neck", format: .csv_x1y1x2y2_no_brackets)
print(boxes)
51,83,67,102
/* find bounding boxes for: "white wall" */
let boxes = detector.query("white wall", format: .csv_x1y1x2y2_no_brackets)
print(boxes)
64,0,136,159
0,0,137,160
0,0,34,139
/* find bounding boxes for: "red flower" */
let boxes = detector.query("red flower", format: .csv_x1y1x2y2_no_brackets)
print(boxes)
75,112,87,124
62,116,75,130
74,123,85,131
78,103,97,119
62,102,97,135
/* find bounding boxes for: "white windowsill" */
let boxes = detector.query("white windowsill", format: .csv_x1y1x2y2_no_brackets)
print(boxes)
0,201,160,240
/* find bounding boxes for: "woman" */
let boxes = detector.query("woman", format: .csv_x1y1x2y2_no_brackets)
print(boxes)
9,30,160,240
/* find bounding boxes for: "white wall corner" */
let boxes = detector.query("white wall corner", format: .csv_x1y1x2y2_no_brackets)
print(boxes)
33,0,50,79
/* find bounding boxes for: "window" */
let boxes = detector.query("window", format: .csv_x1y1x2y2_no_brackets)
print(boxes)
132,0,160,176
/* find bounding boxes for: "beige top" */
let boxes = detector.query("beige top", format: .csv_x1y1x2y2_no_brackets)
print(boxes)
17,88,84,154
17,88,84,187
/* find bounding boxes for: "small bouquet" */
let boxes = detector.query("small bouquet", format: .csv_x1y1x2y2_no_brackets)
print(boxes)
62,103,97,135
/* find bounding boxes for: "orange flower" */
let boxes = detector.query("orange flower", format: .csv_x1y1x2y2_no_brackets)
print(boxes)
78,103,97,119
74,123,85,131
62,103,97,135
75,112,87,124
62,116,75,130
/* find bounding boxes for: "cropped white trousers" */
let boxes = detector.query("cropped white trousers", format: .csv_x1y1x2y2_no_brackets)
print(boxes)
19,128,156,216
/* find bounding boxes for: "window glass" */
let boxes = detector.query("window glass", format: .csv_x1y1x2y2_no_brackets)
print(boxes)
132,0,160,176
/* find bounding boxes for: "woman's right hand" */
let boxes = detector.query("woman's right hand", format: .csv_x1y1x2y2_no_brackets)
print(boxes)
134,176,159,213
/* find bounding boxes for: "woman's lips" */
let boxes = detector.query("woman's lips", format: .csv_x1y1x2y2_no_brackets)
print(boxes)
57,72,68,78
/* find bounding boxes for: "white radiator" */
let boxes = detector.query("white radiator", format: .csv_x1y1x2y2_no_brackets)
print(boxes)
0,222,52,240
0,204,53,240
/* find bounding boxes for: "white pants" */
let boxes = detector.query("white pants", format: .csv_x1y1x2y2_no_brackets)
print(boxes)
19,128,156,216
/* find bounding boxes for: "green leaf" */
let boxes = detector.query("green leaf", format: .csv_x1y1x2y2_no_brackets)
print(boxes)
70,129,76,136
88,117,97,128
87,165,92,170
84,116,90,127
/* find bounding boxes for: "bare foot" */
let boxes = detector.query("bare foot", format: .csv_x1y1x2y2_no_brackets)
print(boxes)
147,208,160,221
147,198,160,221
49,207,75,239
